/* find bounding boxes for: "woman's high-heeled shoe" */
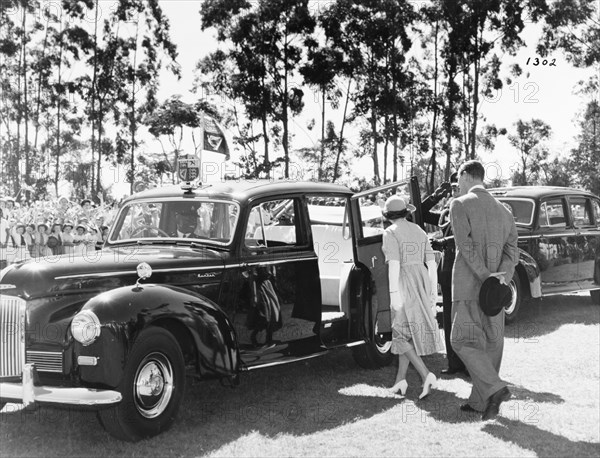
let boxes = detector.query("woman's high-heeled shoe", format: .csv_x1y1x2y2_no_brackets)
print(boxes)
419,373,437,400
390,379,408,395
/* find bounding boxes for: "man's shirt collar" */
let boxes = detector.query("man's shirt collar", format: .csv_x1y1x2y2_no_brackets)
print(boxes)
469,184,486,192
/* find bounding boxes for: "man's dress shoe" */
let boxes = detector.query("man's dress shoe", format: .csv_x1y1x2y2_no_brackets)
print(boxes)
482,386,511,421
460,403,477,413
441,367,469,377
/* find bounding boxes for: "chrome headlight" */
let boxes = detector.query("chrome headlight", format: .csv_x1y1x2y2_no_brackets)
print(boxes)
71,310,101,346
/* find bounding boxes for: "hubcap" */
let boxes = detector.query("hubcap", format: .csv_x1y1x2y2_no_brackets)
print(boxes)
134,352,174,419
505,280,518,315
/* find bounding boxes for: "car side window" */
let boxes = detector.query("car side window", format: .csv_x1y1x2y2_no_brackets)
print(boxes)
245,198,299,248
569,197,594,227
592,199,600,226
538,199,566,228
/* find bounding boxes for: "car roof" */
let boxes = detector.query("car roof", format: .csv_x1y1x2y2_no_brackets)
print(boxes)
123,180,353,205
489,186,598,200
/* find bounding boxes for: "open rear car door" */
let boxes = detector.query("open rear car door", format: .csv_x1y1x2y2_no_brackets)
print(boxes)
349,177,422,337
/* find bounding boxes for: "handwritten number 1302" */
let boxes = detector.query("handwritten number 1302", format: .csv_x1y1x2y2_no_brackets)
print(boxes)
526,57,556,67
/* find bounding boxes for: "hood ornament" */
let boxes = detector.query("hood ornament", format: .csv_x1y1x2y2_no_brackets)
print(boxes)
136,262,152,288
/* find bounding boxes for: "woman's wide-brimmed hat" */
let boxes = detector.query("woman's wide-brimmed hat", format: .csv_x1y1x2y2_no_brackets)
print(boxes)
62,220,74,230
383,195,416,214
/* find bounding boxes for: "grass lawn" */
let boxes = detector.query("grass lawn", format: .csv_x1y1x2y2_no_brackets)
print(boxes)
1,292,599,457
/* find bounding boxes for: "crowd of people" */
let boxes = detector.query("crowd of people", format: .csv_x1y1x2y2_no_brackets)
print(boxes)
0,195,118,267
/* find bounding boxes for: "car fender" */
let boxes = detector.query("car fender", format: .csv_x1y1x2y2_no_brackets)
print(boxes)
517,248,542,298
74,283,239,388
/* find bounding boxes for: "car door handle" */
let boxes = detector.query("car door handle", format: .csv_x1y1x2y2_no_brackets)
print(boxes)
371,256,377,268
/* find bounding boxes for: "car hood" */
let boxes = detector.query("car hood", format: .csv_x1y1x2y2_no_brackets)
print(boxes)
0,245,226,299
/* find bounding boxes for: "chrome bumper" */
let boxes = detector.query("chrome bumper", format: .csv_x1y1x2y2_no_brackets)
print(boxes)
0,364,122,407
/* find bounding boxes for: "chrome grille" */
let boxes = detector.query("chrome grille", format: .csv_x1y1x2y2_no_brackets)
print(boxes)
0,295,26,377
26,351,63,373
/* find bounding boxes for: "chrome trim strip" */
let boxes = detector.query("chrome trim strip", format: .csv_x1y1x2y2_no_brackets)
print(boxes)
55,256,320,280
518,233,583,239
241,257,318,268
55,270,137,280
345,340,367,348
243,352,326,371
0,284,16,290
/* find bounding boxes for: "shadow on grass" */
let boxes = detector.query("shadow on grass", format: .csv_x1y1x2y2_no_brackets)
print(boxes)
482,417,600,457
0,350,411,456
415,383,565,427
505,293,600,340
0,295,593,456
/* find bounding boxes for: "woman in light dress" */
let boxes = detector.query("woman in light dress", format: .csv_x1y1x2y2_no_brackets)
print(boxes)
61,222,75,256
381,195,443,399
72,224,88,256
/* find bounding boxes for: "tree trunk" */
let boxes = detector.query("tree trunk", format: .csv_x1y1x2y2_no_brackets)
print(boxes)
470,26,482,160
444,57,458,181
34,15,50,151
15,20,22,193
261,112,269,178
333,78,351,183
282,35,289,179
383,116,389,183
371,104,379,185
130,19,140,195
90,0,99,196
96,99,103,196
22,7,31,196
428,19,440,193
319,85,325,181
55,24,64,198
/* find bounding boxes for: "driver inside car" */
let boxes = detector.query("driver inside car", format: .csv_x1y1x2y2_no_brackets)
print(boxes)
174,206,211,238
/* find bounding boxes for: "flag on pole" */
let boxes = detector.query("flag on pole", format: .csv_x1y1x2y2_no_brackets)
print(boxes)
202,115,230,159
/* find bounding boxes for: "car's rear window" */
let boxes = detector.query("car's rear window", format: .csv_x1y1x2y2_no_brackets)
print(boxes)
497,198,535,226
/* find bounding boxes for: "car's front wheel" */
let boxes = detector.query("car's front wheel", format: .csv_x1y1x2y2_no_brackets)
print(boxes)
505,272,522,324
591,289,600,305
98,327,185,442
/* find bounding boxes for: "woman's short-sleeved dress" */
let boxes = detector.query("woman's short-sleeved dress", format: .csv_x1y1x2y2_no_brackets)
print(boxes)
381,219,443,356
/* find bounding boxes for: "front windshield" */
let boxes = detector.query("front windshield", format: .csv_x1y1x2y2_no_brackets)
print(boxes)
108,198,239,245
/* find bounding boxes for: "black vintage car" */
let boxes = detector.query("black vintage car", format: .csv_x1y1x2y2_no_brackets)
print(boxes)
0,179,413,441
430,185,600,322
491,186,600,318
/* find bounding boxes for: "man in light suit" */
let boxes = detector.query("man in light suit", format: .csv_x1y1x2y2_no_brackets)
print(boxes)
449,160,518,421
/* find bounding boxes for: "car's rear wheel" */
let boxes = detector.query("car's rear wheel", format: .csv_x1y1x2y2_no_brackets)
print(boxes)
591,289,600,305
505,273,522,324
98,327,185,442
352,317,394,369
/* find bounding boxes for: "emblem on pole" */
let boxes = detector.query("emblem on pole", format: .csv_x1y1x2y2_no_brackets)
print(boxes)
177,154,201,183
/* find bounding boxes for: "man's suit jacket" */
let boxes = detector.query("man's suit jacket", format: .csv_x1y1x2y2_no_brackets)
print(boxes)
450,187,518,302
